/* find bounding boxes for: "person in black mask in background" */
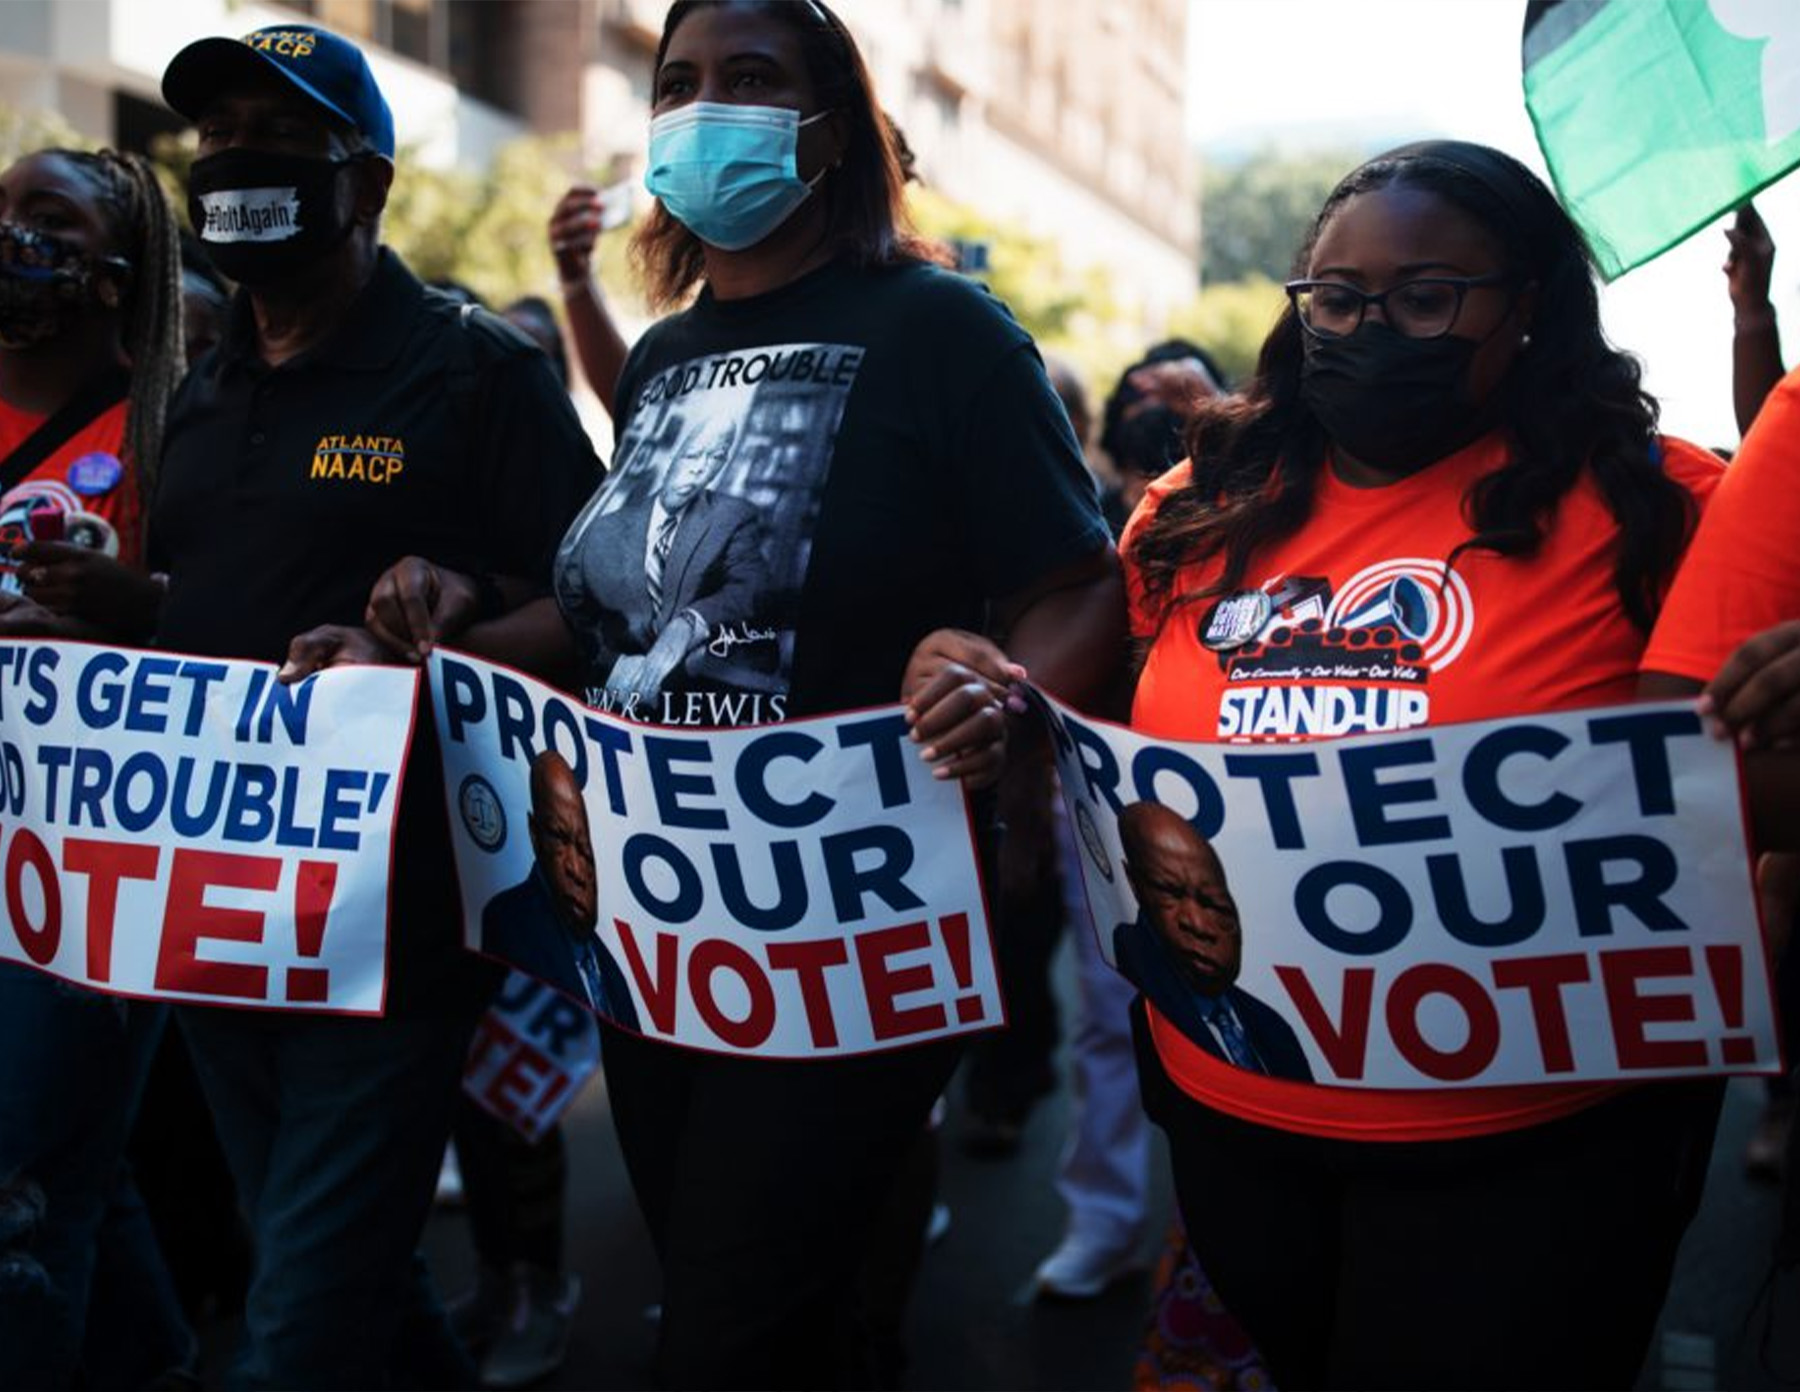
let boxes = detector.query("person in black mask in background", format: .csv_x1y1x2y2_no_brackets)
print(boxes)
1097,340,1226,537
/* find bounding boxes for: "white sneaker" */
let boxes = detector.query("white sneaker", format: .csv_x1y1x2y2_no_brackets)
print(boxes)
434,1145,464,1207
1032,1232,1145,1300
480,1267,581,1389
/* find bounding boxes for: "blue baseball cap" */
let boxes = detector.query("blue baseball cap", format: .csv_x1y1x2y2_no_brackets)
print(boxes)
161,25,395,160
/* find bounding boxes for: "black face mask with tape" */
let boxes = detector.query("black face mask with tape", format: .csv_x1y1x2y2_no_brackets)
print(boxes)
187,149,362,287
0,222,127,349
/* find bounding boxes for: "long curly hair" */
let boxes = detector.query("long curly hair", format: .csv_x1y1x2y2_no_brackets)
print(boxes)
631,0,941,310
1130,142,1694,637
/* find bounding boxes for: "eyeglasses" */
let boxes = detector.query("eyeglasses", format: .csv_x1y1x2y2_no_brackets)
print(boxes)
1284,275,1512,340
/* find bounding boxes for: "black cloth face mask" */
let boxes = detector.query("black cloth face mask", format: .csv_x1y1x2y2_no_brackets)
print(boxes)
187,149,361,286
1299,321,1493,478
0,222,126,349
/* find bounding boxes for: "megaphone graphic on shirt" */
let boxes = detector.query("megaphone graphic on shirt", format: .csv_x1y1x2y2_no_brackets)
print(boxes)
1340,574,1431,640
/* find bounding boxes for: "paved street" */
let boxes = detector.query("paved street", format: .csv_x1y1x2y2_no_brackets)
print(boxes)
421,939,1798,1392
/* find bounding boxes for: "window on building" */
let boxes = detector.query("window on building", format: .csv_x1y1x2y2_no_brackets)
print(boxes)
316,0,377,42
447,1,522,116
390,0,431,64
267,0,443,72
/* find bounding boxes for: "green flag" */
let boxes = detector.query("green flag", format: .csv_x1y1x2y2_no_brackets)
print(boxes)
1524,0,1800,279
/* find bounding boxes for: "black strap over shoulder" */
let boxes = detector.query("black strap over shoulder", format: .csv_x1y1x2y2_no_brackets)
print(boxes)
0,366,131,495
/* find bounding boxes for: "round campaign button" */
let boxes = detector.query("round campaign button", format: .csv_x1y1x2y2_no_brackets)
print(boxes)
63,511,119,556
458,773,507,852
66,452,124,497
1201,589,1272,651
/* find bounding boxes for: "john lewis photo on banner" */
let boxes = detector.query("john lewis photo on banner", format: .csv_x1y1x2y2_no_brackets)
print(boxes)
1039,691,1781,1090
430,648,1001,1058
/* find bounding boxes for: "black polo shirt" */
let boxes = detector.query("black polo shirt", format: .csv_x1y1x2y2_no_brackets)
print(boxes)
152,247,600,1015
154,247,597,662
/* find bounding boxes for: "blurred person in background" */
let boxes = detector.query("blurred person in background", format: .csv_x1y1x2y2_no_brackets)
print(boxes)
1727,201,1783,439
1098,339,1227,536
549,186,631,419
957,358,1096,1159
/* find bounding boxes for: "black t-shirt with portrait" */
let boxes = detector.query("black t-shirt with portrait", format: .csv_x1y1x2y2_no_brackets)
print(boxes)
553,257,1109,726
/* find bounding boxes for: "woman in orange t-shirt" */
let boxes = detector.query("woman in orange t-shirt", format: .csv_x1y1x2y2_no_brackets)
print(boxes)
0,148,183,642
1121,141,1722,1390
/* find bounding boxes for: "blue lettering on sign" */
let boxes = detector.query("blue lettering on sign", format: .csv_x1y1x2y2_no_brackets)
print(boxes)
1462,725,1581,831
1340,739,1451,846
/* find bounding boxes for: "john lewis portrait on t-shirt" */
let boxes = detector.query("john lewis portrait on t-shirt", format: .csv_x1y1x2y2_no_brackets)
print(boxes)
554,341,864,726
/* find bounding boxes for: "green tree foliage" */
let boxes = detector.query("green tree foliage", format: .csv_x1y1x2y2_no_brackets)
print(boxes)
905,183,1142,422
382,135,642,314
1165,274,1287,385
1201,146,1363,285
0,105,87,166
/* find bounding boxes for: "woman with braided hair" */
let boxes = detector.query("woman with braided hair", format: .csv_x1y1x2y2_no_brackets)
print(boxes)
0,146,184,641
0,145,194,1389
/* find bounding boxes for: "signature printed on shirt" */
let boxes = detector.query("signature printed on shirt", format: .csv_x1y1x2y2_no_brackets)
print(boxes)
708,622,779,659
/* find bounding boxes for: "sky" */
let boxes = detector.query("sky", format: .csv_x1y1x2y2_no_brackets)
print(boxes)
1185,0,1800,447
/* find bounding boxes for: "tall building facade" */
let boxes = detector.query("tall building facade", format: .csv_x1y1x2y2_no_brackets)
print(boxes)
0,0,1196,334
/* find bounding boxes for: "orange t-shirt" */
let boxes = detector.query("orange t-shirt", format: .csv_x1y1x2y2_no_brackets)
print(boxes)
1643,366,1800,682
1122,432,1721,1142
0,394,141,589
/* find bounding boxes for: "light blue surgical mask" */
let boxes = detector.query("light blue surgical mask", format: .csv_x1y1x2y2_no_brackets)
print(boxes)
645,102,832,251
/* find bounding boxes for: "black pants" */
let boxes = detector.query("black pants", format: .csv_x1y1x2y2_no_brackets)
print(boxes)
1133,1001,1723,1391
963,866,1063,1124
452,1100,567,1273
600,1025,961,1390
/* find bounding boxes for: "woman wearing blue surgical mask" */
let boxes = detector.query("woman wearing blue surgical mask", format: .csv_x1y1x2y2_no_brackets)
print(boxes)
356,1,1124,1384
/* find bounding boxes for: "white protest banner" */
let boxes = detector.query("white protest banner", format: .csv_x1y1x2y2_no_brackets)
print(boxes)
430,650,1000,1057
464,971,602,1142
0,640,416,1013
1043,693,1778,1087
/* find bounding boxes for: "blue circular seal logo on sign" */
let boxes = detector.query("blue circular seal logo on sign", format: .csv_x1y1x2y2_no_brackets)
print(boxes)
66,452,124,497
458,774,506,852
1076,801,1113,883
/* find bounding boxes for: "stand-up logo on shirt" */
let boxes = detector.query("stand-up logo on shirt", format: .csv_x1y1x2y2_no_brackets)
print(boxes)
554,342,863,727
1213,558,1475,740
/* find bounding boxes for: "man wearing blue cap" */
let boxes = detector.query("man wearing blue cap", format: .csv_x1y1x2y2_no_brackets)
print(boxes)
152,24,599,1388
